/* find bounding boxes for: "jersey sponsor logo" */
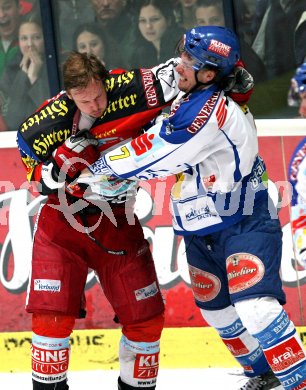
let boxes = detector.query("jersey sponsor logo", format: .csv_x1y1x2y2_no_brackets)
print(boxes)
265,335,306,373
208,39,232,58
32,129,71,157
186,92,219,134
291,379,306,389
131,133,155,156
152,59,178,102
282,373,304,388
289,141,306,181
217,319,243,337
243,365,254,373
32,372,67,383
188,265,221,302
32,344,69,377
273,310,291,336
34,340,64,349
105,71,135,92
202,175,216,190
34,279,61,292
22,155,39,170
249,157,267,190
141,69,159,108
223,337,249,356
94,128,117,139
32,345,69,364
101,94,138,117
226,253,264,293
134,281,158,301
133,352,159,379
20,99,69,133
185,204,217,221
248,346,264,363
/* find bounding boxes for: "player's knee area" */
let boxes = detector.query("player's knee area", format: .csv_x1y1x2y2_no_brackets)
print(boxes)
200,305,240,329
122,313,164,342
32,313,75,338
234,296,284,334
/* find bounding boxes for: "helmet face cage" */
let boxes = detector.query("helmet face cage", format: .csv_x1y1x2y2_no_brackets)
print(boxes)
294,63,306,93
181,26,241,76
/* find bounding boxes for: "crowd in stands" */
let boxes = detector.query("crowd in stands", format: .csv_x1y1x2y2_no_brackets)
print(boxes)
0,0,305,130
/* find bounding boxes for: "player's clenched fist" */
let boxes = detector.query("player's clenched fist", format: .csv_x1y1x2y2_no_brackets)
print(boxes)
52,130,99,181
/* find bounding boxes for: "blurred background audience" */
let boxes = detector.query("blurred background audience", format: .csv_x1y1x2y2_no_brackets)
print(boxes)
0,0,305,130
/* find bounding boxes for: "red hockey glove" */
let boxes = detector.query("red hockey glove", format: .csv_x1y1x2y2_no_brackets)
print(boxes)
52,129,99,182
224,60,254,105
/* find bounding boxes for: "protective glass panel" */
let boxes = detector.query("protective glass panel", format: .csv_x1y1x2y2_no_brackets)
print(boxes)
232,0,306,119
0,0,51,131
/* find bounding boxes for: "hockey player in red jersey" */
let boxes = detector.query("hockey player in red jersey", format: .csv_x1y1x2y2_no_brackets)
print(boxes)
17,51,180,390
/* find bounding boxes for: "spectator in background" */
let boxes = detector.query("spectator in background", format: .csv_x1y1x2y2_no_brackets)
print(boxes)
54,0,95,55
288,62,306,118
128,0,184,68
195,0,224,26
73,22,124,69
174,0,198,30
294,9,306,66
90,0,135,68
0,16,49,130
251,0,305,79
194,0,267,83
0,0,22,78
248,0,268,43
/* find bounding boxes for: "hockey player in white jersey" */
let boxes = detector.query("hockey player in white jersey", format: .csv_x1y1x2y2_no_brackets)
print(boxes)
81,26,306,389
288,63,306,268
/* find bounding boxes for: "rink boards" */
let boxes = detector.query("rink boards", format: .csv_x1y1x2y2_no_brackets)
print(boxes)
2,326,306,373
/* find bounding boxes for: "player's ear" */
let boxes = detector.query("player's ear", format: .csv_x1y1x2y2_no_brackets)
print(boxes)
197,69,217,84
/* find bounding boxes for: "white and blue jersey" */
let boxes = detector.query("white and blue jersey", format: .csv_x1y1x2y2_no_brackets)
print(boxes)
288,137,306,266
84,84,268,236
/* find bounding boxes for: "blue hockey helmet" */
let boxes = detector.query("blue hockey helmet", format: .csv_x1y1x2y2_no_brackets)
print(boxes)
293,63,306,93
181,26,240,77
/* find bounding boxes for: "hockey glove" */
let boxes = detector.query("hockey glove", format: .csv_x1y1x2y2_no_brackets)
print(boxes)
224,60,254,105
52,129,99,183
